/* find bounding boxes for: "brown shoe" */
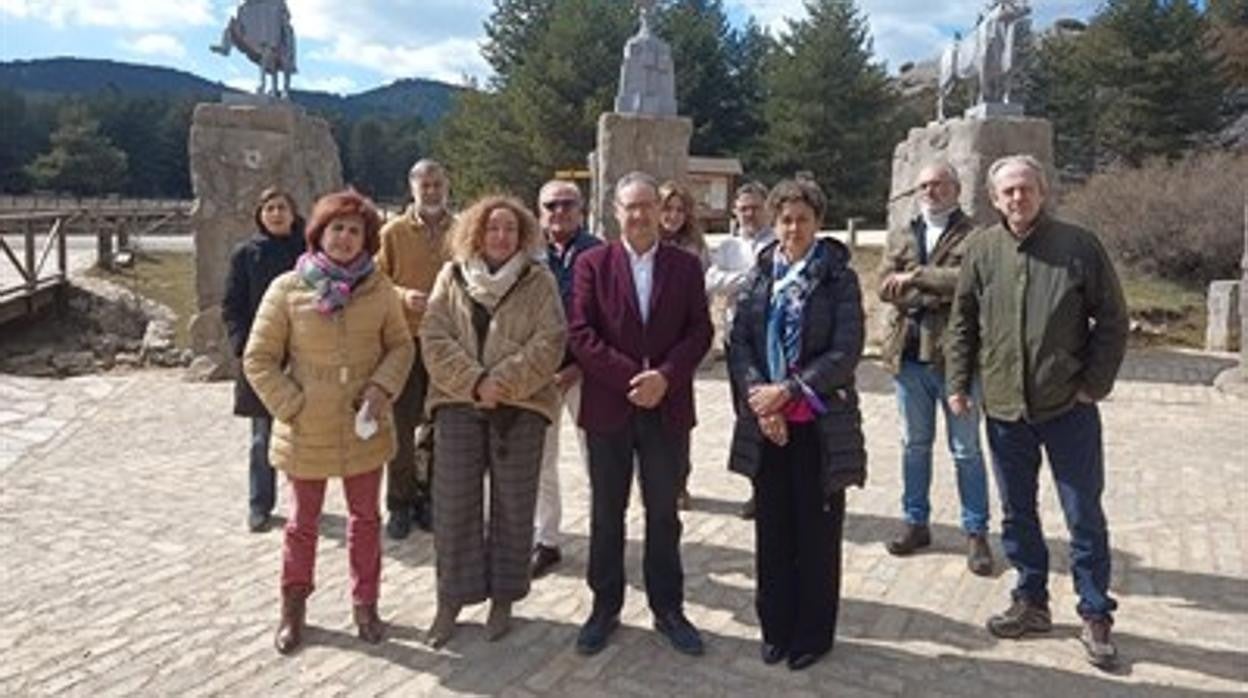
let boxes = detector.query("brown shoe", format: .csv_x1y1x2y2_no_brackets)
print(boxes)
353,602,385,644
427,601,462,648
967,533,993,576
986,597,1052,639
1080,617,1118,669
885,523,931,556
275,585,310,655
486,600,512,641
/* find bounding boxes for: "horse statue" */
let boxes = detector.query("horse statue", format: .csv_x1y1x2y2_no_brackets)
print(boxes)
938,0,1031,120
210,0,297,99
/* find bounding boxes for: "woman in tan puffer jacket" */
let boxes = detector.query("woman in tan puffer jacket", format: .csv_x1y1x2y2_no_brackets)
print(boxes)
420,194,566,647
244,189,413,655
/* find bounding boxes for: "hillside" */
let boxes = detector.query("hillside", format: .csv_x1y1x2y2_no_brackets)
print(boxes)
0,57,460,124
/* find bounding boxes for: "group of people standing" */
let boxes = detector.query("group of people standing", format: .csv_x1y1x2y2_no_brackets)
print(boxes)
221,151,1129,672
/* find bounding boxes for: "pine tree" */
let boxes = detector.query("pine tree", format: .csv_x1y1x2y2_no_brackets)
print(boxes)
724,18,772,171
347,118,389,197
759,0,902,223
435,0,632,200
482,0,557,84
0,89,34,192
1026,28,1098,175
25,105,128,196
656,0,737,155
1085,0,1225,165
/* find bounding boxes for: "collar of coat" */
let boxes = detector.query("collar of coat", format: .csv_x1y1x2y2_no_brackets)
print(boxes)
755,236,852,283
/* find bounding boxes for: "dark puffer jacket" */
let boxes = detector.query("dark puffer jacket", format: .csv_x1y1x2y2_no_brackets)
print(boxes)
222,225,305,417
727,237,867,498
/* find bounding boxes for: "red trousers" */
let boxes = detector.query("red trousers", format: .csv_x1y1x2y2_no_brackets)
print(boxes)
281,468,382,604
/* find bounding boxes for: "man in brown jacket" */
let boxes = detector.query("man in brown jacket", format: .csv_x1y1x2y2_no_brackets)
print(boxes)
375,158,454,540
879,162,992,576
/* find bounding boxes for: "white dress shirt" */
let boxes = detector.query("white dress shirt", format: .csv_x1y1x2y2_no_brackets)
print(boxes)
706,227,775,299
622,235,657,325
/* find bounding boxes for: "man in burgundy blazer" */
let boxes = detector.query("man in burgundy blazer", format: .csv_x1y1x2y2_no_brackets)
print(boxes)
567,171,713,657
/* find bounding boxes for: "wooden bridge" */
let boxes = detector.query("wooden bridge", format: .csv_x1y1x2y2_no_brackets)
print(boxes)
0,201,192,327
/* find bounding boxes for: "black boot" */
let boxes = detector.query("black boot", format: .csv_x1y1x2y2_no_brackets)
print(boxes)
885,523,931,556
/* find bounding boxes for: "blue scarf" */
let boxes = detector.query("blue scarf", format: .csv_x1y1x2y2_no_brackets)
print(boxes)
765,243,823,383
295,251,375,316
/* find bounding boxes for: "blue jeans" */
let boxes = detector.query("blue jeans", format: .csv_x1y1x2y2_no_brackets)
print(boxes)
986,402,1117,620
249,416,276,516
894,360,989,534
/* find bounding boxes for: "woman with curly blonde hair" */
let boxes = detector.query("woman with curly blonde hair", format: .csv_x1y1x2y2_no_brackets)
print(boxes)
420,194,567,647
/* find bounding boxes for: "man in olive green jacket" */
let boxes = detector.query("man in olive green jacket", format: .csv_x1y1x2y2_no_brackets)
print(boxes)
946,155,1129,670
878,162,991,576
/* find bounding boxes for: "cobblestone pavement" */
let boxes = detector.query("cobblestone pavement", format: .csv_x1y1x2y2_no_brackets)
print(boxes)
1,349,1245,697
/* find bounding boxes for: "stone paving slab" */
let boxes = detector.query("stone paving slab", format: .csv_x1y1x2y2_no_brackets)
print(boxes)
1,352,1245,697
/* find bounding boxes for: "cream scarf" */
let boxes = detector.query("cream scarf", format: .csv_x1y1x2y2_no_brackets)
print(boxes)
461,253,529,310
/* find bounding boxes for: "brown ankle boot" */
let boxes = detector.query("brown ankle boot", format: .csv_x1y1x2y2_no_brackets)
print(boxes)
275,585,310,655
353,602,385,644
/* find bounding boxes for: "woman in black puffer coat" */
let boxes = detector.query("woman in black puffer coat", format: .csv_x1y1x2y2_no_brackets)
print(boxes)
727,178,866,672
222,187,305,532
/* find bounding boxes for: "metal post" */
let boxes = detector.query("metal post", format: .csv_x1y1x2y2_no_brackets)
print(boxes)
847,217,859,249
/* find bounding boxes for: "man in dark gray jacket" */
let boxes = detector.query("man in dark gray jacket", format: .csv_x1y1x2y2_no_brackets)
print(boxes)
946,154,1129,669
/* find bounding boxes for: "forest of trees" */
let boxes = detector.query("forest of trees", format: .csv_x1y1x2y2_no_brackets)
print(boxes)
1,0,1243,223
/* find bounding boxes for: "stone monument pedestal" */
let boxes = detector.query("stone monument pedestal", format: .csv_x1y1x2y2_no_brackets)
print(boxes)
186,101,342,379
887,116,1054,232
591,112,692,239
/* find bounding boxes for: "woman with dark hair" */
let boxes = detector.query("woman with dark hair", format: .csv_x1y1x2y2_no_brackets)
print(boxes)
420,195,566,647
222,187,305,533
727,178,867,671
244,189,414,655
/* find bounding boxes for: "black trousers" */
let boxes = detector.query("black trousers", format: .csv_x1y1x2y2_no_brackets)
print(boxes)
754,422,846,656
586,409,687,618
386,341,428,513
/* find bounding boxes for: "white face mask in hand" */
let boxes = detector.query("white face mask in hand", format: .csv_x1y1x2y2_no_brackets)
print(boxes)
355,400,379,440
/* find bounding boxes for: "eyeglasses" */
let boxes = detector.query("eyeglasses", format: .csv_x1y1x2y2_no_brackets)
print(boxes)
542,199,580,212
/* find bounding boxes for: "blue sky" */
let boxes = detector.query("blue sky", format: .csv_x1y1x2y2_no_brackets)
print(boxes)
0,1,1100,95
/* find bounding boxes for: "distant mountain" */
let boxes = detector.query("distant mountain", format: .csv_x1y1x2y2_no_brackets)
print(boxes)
0,57,461,124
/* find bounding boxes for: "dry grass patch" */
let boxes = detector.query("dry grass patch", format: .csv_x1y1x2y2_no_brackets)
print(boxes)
86,251,196,348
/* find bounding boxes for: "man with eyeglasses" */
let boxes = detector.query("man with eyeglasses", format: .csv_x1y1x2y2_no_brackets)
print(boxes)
878,161,992,576
568,171,712,657
706,181,775,520
531,179,601,580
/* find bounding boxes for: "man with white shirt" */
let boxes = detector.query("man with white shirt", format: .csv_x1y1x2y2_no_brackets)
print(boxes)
567,171,713,657
878,161,993,576
706,181,776,315
706,181,775,519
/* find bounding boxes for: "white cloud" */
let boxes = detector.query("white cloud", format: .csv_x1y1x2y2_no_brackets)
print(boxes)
0,0,214,29
120,33,187,59
730,0,1100,72
288,0,493,83
310,37,488,85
